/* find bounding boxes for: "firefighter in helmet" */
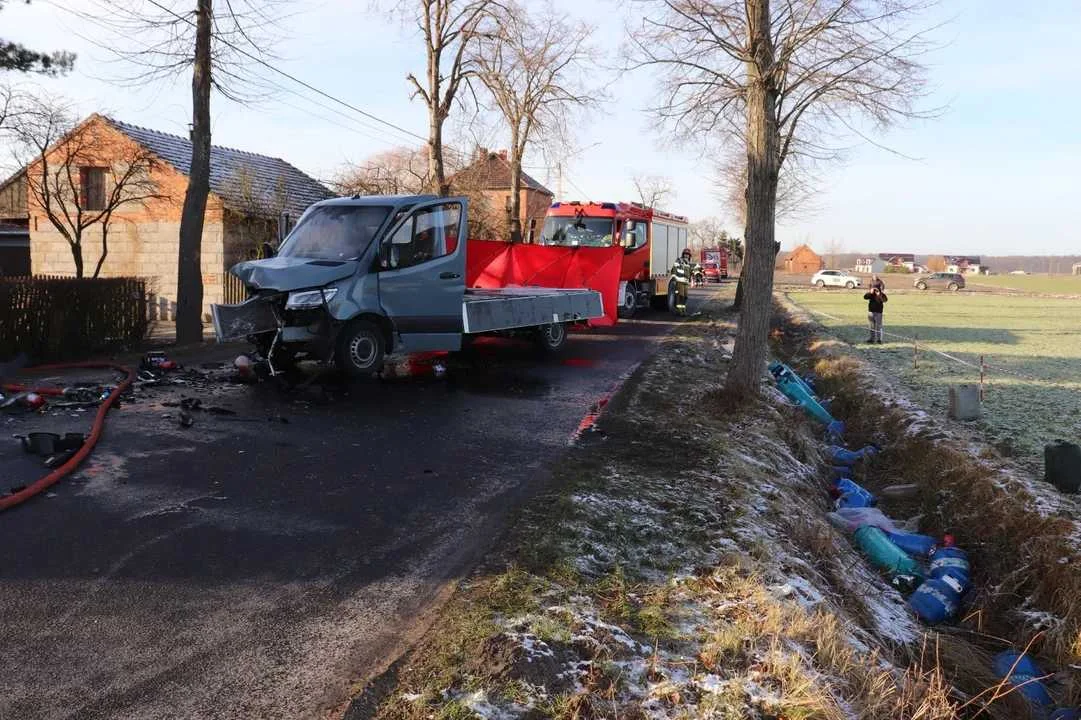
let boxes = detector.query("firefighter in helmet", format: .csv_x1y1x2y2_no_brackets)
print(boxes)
670,248,700,315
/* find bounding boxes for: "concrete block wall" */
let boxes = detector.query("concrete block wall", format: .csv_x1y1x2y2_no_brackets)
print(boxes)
30,218,226,320
26,115,231,320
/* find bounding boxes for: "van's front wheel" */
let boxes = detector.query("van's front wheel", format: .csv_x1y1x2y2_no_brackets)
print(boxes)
336,320,385,378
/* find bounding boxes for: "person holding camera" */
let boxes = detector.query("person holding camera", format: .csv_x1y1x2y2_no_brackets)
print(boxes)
863,286,888,343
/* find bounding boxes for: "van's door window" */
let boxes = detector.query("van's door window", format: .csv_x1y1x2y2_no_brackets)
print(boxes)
385,203,462,270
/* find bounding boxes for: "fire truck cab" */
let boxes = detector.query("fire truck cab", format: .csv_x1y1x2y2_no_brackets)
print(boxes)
538,201,690,317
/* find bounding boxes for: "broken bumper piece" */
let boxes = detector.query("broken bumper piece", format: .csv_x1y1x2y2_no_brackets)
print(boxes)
210,297,281,343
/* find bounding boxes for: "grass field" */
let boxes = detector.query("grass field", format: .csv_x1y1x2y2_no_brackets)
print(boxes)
786,289,1081,471
966,273,1081,295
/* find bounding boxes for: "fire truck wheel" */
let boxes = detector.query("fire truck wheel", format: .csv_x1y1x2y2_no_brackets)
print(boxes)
534,322,567,353
619,284,637,318
336,320,386,378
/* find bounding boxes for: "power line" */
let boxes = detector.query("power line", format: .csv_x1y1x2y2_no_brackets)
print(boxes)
141,0,437,148
68,0,563,176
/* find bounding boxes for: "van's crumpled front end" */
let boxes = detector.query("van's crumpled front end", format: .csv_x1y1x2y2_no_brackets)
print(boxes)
210,256,361,373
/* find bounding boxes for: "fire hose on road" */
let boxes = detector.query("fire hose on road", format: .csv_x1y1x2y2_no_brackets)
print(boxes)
0,362,135,512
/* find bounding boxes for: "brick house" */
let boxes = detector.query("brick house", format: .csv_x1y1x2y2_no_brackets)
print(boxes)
25,114,333,317
945,255,983,275
450,149,553,241
0,170,30,276
783,244,825,274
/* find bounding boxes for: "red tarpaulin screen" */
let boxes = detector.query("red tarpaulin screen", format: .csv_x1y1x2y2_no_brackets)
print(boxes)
465,240,623,326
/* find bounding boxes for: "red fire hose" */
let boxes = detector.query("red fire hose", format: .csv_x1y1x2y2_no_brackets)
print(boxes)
1,362,135,511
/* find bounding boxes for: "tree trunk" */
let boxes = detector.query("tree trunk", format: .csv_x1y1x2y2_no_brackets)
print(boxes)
733,276,743,309
429,111,448,196
724,0,779,399
93,223,109,278
508,127,523,243
71,240,84,278
176,0,212,344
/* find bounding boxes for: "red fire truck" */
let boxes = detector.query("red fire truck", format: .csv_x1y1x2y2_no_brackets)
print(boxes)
700,247,729,282
538,201,690,317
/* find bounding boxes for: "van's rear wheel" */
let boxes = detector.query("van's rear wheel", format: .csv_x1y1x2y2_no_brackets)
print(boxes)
535,322,567,353
336,320,385,378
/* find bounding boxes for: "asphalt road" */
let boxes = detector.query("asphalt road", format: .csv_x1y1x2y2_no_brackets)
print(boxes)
0,288,717,720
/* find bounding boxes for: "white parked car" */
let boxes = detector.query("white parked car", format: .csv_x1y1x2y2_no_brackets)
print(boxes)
810,270,862,289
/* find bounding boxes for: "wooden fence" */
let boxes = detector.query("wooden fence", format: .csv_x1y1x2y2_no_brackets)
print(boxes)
0,275,148,362
222,271,248,305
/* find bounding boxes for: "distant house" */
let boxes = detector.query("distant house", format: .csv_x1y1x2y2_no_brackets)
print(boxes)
879,252,916,272
0,170,30,276
945,255,983,275
23,113,333,317
450,148,553,241
783,244,825,274
855,256,885,274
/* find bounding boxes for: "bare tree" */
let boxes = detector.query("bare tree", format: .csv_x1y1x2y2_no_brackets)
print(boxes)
824,236,844,269
689,216,728,250
470,3,596,242
230,164,286,259
401,0,499,197
1,0,75,74
75,0,286,342
12,103,164,278
0,82,27,133
632,174,674,209
629,0,936,398
333,147,431,196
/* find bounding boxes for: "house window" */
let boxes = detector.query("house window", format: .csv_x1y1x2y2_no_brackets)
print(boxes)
80,167,107,211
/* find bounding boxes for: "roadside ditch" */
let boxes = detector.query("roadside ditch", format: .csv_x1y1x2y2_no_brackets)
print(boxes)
773,295,1081,714
341,291,1073,720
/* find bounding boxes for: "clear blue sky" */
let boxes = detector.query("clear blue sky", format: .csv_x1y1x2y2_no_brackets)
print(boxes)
3,0,1078,255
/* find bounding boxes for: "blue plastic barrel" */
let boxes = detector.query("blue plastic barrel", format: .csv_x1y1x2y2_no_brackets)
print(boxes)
992,651,1054,708
929,546,970,589
908,578,961,624
887,530,937,556
834,478,877,507
829,445,877,466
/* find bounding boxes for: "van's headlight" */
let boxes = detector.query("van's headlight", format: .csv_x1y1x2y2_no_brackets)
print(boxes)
286,287,338,310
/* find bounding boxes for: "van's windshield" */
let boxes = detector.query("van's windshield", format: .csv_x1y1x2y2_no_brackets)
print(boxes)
278,205,392,261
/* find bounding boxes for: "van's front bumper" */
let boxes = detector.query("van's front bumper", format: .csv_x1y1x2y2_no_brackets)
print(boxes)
211,296,281,343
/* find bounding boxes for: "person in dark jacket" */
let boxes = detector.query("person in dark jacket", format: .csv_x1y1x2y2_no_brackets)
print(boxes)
863,287,887,343
870,274,886,291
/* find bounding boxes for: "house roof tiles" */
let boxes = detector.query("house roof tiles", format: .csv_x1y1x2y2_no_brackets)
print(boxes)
102,116,334,219
450,152,553,195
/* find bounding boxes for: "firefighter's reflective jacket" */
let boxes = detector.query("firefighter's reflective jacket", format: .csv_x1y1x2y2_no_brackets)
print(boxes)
671,256,700,284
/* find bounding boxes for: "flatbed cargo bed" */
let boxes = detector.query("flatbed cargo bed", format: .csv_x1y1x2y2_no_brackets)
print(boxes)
462,287,603,334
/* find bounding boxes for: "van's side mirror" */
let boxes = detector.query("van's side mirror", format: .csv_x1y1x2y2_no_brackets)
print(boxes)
622,231,636,248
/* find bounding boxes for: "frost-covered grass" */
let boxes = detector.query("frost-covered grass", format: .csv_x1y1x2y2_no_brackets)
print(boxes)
368,293,1033,720
786,289,1081,471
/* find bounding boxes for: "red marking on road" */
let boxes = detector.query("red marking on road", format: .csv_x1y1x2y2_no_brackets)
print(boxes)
562,357,596,368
